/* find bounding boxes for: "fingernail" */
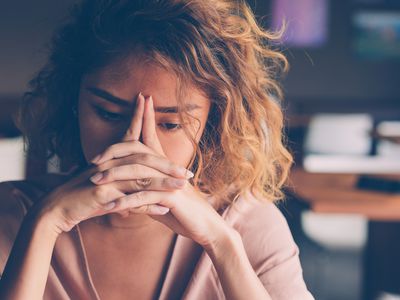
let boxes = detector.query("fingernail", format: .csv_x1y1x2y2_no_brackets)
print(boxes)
104,201,116,210
91,154,101,164
90,172,103,183
170,178,186,188
154,206,169,215
178,168,194,179
137,92,144,106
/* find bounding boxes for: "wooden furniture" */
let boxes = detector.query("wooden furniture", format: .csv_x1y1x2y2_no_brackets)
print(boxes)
289,168,400,221
289,167,400,300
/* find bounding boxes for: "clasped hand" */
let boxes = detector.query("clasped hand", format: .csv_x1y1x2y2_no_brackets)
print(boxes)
44,93,234,250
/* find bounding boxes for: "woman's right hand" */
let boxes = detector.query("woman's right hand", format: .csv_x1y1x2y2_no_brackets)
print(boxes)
34,93,191,235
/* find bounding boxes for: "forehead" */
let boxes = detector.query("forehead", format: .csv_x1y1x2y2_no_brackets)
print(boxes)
82,55,210,108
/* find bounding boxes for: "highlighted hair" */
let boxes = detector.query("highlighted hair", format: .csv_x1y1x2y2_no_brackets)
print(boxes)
14,0,293,209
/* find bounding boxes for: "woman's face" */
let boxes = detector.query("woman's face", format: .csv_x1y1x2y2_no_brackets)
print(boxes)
77,57,211,168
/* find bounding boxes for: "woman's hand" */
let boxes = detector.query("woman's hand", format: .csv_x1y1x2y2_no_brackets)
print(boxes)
35,93,193,235
90,94,235,249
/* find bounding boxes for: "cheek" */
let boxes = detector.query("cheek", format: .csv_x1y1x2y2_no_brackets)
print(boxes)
157,114,207,167
158,132,195,167
78,103,124,162
157,115,207,168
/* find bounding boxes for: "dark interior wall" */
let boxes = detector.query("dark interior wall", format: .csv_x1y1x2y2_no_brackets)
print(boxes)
248,0,400,113
0,0,75,97
1,0,399,114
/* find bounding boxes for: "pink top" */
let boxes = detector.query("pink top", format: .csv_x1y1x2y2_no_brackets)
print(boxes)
0,178,313,299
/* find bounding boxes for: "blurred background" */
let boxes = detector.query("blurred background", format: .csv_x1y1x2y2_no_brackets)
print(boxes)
0,0,399,299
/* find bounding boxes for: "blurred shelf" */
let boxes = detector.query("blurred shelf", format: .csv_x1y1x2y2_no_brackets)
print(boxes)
289,168,400,221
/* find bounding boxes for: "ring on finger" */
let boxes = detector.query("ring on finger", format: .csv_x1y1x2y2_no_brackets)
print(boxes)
135,177,152,188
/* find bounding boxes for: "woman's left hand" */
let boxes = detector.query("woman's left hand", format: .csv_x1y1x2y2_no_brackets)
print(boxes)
90,95,236,249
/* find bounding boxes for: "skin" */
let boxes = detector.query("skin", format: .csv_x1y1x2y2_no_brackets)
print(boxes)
78,57,211,228
0,55,272,300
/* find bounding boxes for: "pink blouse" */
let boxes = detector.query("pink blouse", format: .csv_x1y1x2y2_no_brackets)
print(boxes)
0,178,313,299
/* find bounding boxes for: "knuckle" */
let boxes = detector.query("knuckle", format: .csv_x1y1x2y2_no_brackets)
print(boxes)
94,165,104,173
140,153,152,164
90,166,102,175
137,178,152,189
104,145,117,157
129,179,139,191
147,204,157,214
132,153,145,163
132,140,141,148
136,205,149,213
162,178,172,189
92,185,109,200
129,164,141,174
134,191,146,203
101,159,115,169
125,127,134,136
163,190,180,203
144,205,152,213
106,168,116,180
108,144,117,152
169,189,179,198
101,146,112,157
167,162,176,173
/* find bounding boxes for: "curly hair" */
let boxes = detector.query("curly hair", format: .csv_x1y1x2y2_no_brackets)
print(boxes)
14,0,293,210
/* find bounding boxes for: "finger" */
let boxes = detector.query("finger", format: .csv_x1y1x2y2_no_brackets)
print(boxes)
111,207,135,218
114,190,174,211
90,140,157,165
121,177,187,192
142,95,165,156
150,213,186,235
92,153,194,180
92,163,166,183
90,164,188,191
101,192,170,215
127,204,170,215
123,92,145,142
100,203,132,218
88,184,125,211
116,176,186,193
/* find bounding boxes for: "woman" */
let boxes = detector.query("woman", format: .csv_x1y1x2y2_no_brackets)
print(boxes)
0,0,313,299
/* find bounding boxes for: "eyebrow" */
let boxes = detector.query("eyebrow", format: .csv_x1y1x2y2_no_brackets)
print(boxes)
86,86,201,113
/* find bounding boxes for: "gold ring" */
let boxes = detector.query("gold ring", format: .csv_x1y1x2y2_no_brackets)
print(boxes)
135,178,152,188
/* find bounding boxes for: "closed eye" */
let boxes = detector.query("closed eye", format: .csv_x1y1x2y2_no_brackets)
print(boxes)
92,105,126,123
158,123,182,132
92,104,183,131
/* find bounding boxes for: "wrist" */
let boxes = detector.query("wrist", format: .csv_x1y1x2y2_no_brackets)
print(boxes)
203,224,242,259
25,200,65,239
22,208,61,243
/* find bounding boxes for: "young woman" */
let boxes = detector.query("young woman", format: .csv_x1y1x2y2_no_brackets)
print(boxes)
0,0,313,299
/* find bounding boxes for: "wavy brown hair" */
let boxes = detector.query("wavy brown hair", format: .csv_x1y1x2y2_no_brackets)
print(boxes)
14,0,293,210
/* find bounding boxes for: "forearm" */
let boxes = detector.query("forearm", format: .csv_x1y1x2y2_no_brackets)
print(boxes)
205,228,271,300
0,208,59,300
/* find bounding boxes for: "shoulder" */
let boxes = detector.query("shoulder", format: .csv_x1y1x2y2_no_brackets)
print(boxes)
222,191,314,299
223,191,292,242
0,180,34,272
0,180,32,226
0,178,43,236
0,174,66,219
0,174,69,272
222,191,298,264
0,173,68,233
